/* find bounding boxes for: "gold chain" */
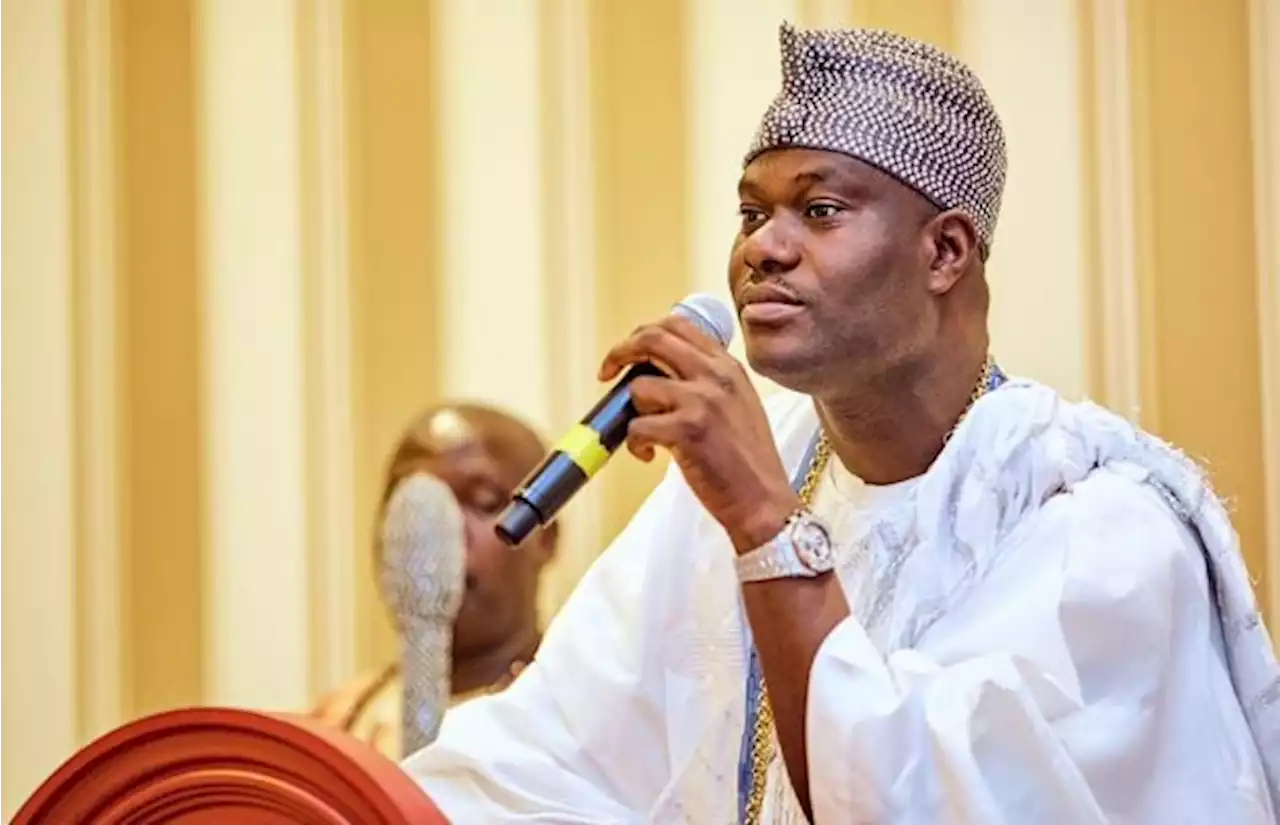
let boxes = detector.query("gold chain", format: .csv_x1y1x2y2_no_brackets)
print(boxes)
742,356,994,825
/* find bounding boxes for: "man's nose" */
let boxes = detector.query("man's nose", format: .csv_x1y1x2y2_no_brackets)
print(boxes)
742,214,802,275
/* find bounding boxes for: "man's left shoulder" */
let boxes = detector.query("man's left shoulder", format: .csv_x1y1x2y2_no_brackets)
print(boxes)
1047,463,1209,586
1061,462,1190,526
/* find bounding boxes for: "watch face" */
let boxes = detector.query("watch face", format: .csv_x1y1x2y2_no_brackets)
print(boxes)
792,515,833,572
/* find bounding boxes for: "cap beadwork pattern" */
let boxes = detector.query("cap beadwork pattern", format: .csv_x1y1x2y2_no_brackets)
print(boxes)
745,22,1008,247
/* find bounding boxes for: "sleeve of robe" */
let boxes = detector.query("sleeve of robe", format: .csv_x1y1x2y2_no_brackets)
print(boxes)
805,466,1273,824
400,467,687,824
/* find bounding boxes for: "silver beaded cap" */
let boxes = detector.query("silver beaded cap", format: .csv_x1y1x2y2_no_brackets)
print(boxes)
745,22,1008,248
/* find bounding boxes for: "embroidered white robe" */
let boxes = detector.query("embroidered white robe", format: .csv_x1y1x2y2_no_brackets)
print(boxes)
402,379,1279,824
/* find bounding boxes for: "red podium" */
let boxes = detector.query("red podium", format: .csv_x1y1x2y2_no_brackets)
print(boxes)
13,708,448,824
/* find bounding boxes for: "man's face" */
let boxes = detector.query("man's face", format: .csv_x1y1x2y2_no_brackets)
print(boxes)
409,412,551,656
729,148,941,393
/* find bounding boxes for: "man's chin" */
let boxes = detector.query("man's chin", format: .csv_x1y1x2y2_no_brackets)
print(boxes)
743,338,819,389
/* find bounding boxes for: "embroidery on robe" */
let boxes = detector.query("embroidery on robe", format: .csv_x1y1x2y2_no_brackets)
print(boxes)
735,365,1009,822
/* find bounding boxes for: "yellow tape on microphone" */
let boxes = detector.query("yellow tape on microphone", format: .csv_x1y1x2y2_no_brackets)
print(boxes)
554,424,611,478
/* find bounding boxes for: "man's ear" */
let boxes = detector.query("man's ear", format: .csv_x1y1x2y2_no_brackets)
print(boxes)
924,209,981,295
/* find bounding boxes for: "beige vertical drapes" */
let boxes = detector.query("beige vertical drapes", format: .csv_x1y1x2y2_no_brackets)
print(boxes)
4,0,1277,816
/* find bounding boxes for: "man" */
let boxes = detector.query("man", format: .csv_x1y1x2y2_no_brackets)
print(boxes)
405,24,1279,823
311,402,555,759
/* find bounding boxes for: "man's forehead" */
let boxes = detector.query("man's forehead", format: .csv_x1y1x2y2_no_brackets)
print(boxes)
419,436,506,487
419,407,545,481
738,150,882,192
423,408,478,452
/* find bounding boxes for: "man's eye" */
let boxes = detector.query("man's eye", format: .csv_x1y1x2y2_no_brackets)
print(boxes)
469,493,505,515
738,206,767,229
805,203,843,219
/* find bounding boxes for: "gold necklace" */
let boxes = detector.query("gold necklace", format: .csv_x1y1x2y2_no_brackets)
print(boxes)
742,356,994,825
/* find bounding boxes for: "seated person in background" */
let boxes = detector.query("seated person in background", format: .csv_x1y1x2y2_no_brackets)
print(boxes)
311,402,556,759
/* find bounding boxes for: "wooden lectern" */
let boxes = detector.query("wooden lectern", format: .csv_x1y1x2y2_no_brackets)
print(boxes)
13,708,448,824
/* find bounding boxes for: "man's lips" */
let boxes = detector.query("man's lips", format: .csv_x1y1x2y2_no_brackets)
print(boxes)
740,301,804,324
739,282,802,307
738,283,803,325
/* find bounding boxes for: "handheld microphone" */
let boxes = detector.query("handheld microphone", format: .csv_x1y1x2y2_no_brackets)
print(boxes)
495,293,736,546
378,473,465,753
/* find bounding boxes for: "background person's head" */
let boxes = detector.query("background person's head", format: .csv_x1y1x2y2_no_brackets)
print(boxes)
376,402,556,660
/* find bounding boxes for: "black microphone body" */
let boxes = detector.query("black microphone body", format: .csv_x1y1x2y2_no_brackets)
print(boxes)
495,361,663,545
495,294,735,546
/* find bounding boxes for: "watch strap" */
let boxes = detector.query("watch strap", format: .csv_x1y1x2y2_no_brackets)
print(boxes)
733,509,833,583
734,534,808,582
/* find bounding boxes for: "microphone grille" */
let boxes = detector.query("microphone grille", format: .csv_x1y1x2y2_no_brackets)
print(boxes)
378,473,466,621
673,293,736,348
380,473,462,754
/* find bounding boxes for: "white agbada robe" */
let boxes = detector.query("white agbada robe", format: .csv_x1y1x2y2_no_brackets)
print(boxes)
403,378,1280,823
